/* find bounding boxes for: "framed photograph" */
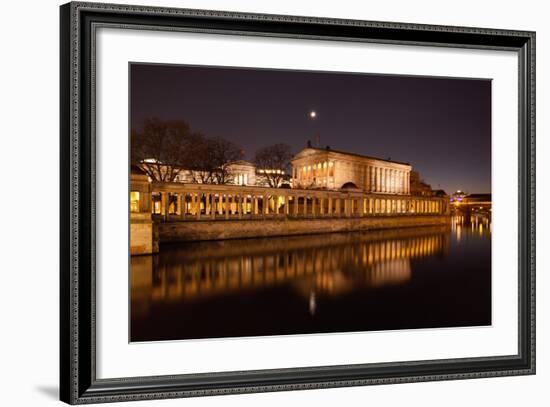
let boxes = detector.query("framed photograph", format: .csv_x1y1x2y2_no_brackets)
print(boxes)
60,1,535,404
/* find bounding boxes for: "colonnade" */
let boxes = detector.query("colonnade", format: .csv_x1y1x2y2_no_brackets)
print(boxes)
293,161,410,194
146,183,447,221
368,166,410,194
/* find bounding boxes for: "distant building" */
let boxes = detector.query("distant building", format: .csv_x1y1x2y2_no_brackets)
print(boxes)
140,160,290,188
229,160,257,186
171,160,257,186
291,146,412,195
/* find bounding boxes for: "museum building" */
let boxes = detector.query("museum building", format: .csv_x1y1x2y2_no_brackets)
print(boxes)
291,146,412,195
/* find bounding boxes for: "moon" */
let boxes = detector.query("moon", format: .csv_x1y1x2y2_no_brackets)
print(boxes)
309,110,317,119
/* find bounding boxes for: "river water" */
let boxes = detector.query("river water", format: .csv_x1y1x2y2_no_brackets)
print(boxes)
130,216,491,342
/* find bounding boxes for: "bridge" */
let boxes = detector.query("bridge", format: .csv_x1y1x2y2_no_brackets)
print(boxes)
450,193,491,222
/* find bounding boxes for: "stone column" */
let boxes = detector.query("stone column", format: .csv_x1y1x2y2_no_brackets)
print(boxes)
253,196,258,215
395,171,403,194
285,195,290,216
224,195,230,219
160,192,167,220
196,194,202,220
328,196,333,216
178,193,184,219
294,195,299,216
312,197,317,217
370,166,375,192
319,196,324,215
238,195,243,218
189,193,196,216
399,172,403,194
211,194,216,219
263,195,269,216
303,196,308,216
336,198,341,217
205,193,210,216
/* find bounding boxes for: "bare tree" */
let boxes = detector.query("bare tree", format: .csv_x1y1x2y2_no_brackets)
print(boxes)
254,143,293,188
189,136,217,184
131,117,198,182
210,137,244,184
132,118,244,184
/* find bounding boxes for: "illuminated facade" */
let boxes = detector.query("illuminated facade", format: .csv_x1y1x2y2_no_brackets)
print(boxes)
291,147,411,194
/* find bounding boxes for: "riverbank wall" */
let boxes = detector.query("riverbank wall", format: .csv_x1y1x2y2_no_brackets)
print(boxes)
157,215,451,243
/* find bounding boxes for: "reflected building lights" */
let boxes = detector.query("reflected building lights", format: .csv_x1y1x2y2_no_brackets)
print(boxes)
309,291,317,315
131,226,463,317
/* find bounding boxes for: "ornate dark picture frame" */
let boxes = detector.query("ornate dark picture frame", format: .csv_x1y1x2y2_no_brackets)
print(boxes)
60,1,535,404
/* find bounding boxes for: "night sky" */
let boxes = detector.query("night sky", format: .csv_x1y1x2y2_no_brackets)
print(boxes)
130,63,491,194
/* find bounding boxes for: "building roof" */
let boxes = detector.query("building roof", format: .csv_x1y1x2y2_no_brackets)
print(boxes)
228,160,256,167
465,193,492,201
293,146,411,167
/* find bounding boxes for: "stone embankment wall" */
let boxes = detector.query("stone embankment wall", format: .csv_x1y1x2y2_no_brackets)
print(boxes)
158,215,451,243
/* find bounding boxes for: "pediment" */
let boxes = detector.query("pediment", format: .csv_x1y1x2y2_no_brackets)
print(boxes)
291,147,329,161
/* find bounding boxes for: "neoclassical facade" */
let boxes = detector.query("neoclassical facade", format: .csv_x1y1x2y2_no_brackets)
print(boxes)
291,147,411,195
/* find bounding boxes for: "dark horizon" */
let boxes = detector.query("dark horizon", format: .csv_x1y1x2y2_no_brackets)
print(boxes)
130,63,491,194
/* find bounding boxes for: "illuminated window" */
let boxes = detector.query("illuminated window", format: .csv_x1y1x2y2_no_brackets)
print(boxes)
130,191,140,213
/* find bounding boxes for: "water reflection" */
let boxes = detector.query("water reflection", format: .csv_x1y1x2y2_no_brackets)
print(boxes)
131,220,491,341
